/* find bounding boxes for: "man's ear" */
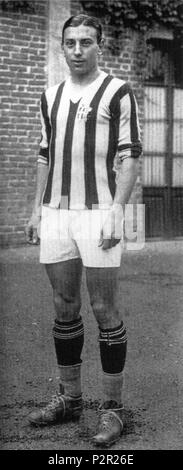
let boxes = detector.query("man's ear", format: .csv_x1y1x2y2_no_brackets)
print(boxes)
98,38,105,55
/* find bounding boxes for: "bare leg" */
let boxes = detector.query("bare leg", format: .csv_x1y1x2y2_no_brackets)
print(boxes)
85,266,121,329
45,258,83,322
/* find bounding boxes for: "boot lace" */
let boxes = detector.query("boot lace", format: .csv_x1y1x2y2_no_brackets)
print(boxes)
44,393,63,412
99,412,115,432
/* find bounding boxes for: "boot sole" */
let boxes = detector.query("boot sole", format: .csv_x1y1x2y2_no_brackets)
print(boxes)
92,434,121,448
29,411,82,427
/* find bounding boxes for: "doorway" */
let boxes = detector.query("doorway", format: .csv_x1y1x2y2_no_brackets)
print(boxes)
143,36,183,238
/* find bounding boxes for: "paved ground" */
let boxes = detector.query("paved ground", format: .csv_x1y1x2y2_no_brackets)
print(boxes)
0,240,183,450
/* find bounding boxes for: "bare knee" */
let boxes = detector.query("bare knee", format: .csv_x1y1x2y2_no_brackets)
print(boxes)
91,299,105,317
90,298,120,329
53,290,81,322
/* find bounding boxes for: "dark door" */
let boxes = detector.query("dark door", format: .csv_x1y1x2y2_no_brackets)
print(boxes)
143,37,183,238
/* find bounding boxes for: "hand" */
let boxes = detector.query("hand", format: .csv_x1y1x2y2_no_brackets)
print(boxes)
25,212,41,245
98,206,123,250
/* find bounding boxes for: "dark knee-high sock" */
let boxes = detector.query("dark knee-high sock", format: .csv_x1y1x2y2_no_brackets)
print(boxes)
53,316,84,398
99,321,127,408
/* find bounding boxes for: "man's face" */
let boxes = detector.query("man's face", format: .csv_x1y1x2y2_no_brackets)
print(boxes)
62,24,101,77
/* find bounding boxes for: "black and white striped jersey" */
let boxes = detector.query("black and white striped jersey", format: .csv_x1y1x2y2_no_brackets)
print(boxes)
38,71,142,210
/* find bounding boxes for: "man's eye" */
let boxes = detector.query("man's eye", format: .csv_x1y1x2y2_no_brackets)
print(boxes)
66,41,74,47
82,41,92,46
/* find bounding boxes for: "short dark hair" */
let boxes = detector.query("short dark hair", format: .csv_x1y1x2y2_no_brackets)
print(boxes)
61,14,103,45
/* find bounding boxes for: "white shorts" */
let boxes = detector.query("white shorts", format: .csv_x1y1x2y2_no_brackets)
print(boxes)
39,206,123,267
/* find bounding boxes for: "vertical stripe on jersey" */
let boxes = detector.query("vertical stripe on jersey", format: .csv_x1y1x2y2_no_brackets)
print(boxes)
129,89,140,145
69,109,86,210
107,83,130,198
39,92,51,161
43,82,65,205
61,100,81,207
107,112,119,198
84,75,113,209
51,85,71,207
94,110,112,207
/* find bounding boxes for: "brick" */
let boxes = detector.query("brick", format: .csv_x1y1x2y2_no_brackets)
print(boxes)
30,41,46,49
27,88,44,95
1,53,11,59
0,77,11,83
0,38,13,44
28,80,45,86
0,226,15,232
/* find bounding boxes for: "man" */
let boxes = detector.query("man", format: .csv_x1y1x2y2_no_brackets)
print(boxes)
25,14,142,446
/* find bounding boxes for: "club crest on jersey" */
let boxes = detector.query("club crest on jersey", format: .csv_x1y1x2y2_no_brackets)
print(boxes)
77,103,92,121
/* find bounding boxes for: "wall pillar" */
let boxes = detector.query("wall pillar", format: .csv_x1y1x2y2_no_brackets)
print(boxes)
47,0,71,86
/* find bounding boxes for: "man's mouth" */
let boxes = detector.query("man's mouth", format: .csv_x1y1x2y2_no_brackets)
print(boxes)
72,60,85,65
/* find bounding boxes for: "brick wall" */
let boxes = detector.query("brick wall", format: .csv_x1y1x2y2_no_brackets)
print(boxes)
0,0,48,246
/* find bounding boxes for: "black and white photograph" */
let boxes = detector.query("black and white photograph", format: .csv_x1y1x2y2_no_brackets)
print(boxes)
0,0,183,462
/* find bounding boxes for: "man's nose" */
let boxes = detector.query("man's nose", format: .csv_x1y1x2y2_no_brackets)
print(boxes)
74,42,82,55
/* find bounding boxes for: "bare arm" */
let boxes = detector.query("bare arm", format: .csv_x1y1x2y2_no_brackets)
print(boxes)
25,163,48,244
99,158,139,250
113,157,139,209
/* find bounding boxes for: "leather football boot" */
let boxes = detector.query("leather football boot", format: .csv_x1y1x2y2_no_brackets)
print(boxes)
92,407,123,447
28,393,83,426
